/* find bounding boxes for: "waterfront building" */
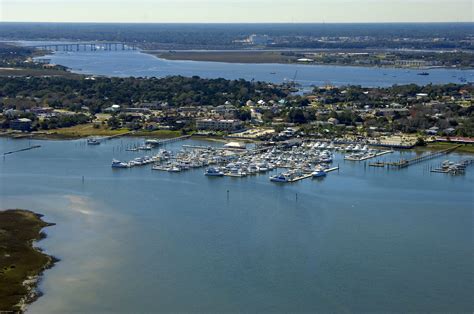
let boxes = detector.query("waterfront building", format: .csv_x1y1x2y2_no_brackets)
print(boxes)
10,118,32,131
196,119,243,131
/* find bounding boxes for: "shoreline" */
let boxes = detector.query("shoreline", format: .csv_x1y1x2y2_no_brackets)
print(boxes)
1,130,473,154
146,50,473,70
0,210,57,313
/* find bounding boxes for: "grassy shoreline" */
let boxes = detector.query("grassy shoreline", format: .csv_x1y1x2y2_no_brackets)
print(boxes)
425,142,474,154
0,210,57,313
0,124,183,140
147,50,473,69
1,126,473,154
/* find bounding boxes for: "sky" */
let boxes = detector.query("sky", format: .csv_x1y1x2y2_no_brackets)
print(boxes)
0,0,472,23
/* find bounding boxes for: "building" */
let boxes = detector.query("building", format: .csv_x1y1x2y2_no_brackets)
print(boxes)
196,119,242,131
10,118,32,131
214,104,237,118
248,34,270,45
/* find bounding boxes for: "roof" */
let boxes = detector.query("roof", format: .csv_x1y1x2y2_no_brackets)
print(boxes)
16,118,32,123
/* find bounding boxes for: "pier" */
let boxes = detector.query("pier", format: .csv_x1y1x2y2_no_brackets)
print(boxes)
146,135,191,146
3,145,41,155
87,131,134,145
430,158,474,175
372,145,462,169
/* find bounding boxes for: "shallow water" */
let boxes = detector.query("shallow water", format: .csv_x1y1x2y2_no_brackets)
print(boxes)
0,138,472,312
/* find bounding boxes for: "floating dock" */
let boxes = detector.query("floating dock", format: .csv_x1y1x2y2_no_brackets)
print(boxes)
344,150,393,161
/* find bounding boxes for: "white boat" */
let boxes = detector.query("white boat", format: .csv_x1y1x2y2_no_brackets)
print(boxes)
312,169,327,178
87,138,101,145
168,166,181,172
111,159,129,168
270,173,291,182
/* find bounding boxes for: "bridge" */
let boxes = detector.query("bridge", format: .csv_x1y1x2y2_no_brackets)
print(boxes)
26,42,138,52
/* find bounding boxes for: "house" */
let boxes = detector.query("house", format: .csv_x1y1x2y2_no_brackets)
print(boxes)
103,104,121,113
214,104,237,118
11,118,32,131
425,126,440,135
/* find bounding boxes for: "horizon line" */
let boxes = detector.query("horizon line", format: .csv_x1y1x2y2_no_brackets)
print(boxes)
0,21,473,24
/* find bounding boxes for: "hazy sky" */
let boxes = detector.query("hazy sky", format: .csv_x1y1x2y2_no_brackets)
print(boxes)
0,0,472,23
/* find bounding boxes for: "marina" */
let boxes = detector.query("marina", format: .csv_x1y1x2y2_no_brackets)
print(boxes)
1,137,472,313
112,139,343,183
430,159,474,175
109,139,473,185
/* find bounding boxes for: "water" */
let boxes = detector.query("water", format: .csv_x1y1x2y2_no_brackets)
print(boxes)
0,138,472,312
37,50,474,88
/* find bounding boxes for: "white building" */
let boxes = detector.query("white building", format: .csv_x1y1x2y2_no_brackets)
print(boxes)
196,119,243,131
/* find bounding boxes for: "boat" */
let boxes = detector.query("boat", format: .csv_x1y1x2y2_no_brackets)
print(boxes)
87,138,101,145
312,169,327,178
270,173,291,182
227,167,247,177
111,159,129,168
417,72,429,76
138,145,153,151
168,166,181,172
205,167,224,177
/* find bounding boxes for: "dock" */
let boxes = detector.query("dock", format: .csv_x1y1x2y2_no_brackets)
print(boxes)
344,150,393,161
325,166,339,173
3,145,41,155
430,158,474,175
371,145,462,169
146,135,191,146
87,131,134,145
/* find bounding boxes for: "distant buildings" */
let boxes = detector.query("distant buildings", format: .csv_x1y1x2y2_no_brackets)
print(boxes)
196,119,242,131
234,34,272,46
248,34,271,45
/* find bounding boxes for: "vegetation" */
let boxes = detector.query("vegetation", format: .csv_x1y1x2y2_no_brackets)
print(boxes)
154,50,474,69
155,51,299,64
0,210,56,313
426,142,474,154
0,76,287,114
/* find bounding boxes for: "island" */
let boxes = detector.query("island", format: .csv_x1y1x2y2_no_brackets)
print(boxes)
0,210,57,313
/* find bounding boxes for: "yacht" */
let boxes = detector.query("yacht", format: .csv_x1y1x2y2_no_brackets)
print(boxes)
205,167,224,176
111,159,129,168
312,168,327,178
270,173,291,182
168,166,181,172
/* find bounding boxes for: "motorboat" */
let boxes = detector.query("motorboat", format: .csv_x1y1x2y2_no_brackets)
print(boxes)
205,167,224,176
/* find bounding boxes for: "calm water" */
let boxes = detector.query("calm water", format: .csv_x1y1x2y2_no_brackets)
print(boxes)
0,138,472,312
37,50,474,88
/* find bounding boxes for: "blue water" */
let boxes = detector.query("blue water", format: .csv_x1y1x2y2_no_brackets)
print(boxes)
0,138,472,312
38,50,474,88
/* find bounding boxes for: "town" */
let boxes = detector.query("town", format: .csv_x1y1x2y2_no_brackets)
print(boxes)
1,73,472,152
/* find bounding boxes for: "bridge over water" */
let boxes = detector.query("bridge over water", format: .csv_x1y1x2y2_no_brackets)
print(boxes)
26,42,138,52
